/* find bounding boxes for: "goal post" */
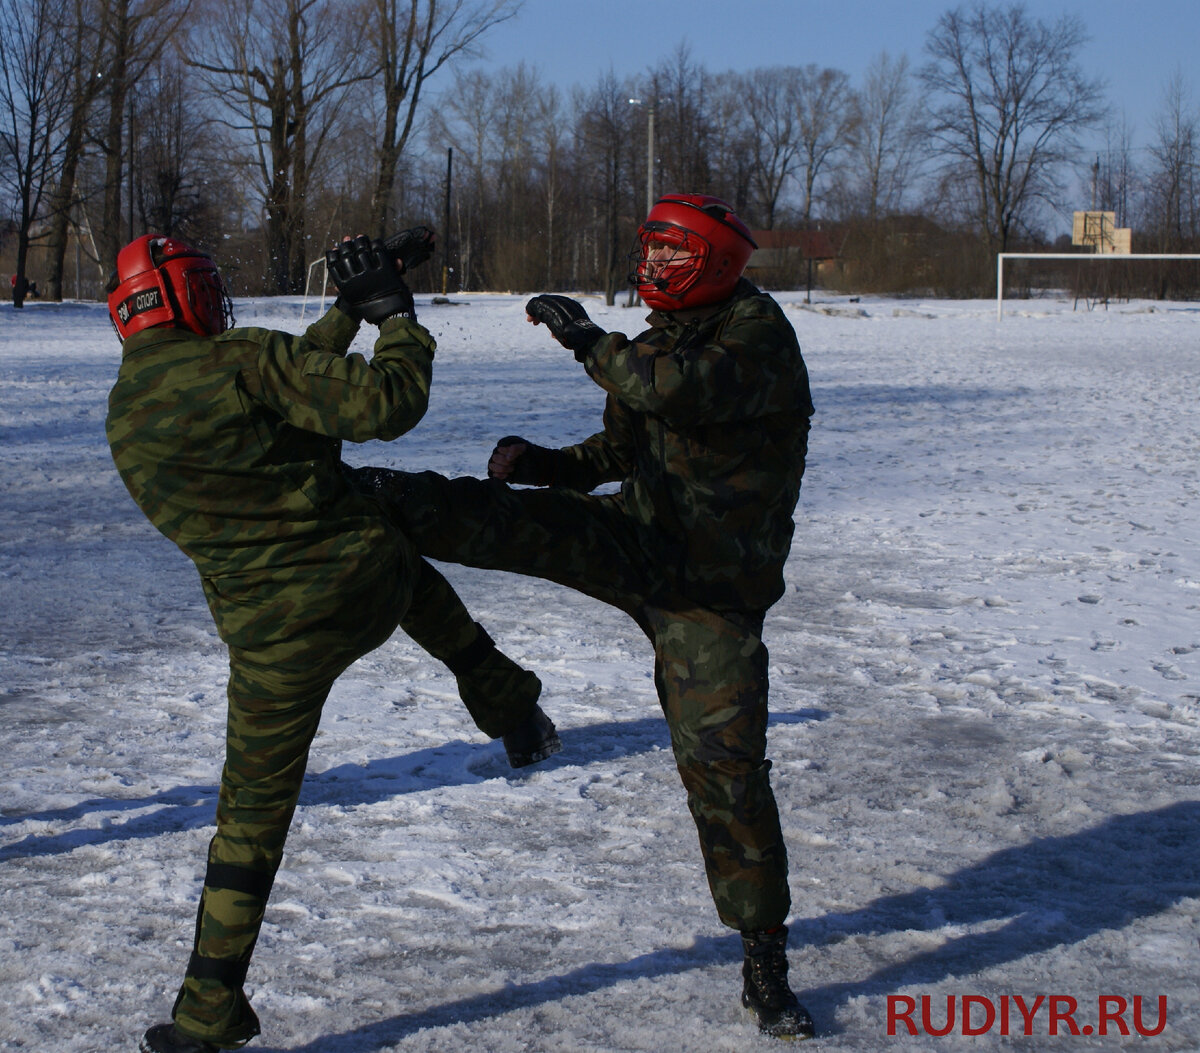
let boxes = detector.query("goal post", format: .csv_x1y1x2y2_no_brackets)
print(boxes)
996,253,1200,320
301,256,329,322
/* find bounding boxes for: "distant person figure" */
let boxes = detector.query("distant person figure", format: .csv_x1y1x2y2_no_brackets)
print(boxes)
11,272,29,308
356,194,817,1040
105,231,560,1053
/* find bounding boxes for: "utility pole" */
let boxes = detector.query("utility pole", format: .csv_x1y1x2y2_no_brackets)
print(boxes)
628,98,656,306
128,95,135,242
645,101,654,214
628,97,655,213
442,148,452,295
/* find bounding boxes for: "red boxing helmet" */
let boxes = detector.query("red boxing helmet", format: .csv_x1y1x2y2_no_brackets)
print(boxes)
629,194,757,311
107,234,234,340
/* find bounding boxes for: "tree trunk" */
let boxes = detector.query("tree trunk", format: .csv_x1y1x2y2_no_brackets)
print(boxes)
372,89,403,232
98,4,130,271
44,118,86,301
604,151,620,305
43,0,101,302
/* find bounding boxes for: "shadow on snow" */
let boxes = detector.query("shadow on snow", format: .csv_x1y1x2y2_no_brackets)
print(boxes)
0,709,826,859
6,725,1194,1044
249,801,1199,1050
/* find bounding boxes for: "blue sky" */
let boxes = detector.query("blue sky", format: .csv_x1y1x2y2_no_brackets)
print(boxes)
463,0,1197,155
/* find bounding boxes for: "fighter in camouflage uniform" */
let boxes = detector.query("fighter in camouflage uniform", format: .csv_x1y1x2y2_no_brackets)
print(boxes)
105,232,559,1053
358,195,817,1039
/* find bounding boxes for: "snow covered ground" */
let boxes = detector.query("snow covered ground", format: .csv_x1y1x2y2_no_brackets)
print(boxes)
1,288,1198,1052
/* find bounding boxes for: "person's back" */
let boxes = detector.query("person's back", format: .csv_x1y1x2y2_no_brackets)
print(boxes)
106,312,414,648
107,321,372,560
105,236,441,654
108,233,557,1053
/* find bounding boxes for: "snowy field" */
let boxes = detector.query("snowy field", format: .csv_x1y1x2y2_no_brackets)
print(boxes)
1,288,1198,1052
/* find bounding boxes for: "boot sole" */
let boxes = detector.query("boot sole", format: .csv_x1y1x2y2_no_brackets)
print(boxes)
743,998,816,1040
507,735,563,768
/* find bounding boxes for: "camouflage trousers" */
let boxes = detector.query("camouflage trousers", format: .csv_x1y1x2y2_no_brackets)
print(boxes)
362,469,792,936
172,554,541,1047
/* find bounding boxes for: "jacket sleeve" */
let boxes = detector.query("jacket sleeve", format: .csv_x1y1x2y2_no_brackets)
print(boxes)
553,395,635,490
247,307,436,442
580,299,807,427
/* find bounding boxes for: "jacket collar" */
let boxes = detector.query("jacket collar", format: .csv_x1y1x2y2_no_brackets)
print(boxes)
120,324,200,358
644,277,760,331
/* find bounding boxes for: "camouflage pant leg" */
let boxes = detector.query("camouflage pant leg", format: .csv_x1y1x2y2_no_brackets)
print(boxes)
646,605,791,933
172,546,543,1044
172,554,417,1044
367,469,791,932
172,649,339,1047
362,468,664,613
400,558,542,738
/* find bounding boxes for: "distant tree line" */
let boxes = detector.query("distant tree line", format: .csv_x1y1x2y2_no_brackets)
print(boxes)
2,0,1198,307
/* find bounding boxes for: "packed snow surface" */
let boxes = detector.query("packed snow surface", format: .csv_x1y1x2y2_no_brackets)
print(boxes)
2,290,1198,1051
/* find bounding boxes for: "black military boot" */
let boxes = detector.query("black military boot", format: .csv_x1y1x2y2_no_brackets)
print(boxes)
139,1023,217,1053
741,927,815,1040
502,705,562,768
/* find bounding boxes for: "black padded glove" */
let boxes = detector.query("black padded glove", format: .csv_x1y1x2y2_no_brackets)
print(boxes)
384,226,436,274
487,435,563,486
332,294,364,323
326,234,415,325
525,294,606,361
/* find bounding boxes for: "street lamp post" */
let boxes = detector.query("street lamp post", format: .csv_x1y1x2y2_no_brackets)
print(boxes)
628,98,655,307
628,97,654,214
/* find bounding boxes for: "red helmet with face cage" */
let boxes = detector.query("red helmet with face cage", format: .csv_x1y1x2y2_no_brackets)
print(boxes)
629,194,758,311
107,234,234,340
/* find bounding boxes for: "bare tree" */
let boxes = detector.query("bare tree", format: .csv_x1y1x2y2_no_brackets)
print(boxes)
742,67,803,229
132,56,227,241
702,71,755,218
427,67,501,288
533,83,565,289
488,64,540,227
640,44,711,201
846,51,924,222
93,0,194,273
40,0,106,300
0,0,73,307
1142,73,1198,250
921,2,1106,252
428,62,548,287
573,72,636,304
188,0,375,292
793,64,858,225
1092,114,1137,228
367,0,519,232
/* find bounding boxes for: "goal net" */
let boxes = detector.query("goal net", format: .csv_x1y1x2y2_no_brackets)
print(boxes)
996,252,1200,319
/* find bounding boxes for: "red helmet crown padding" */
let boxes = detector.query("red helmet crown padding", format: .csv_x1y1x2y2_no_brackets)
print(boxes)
108,234,234,340
631,194,757,310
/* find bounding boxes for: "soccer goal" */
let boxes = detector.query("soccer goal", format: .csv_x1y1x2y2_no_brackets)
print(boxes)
301,256,330,321
996,252,1200,320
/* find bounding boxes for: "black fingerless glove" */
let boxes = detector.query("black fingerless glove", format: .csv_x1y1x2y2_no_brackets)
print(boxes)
526,294,606,361
333,294,362,322
326,235,416,325
489,435,564,486
384,226,436,274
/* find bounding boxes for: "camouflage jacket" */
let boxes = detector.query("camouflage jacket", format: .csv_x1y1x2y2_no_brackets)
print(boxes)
105,307,436,650
552,280,813,613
